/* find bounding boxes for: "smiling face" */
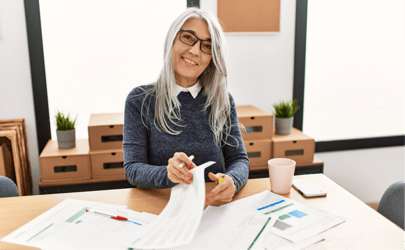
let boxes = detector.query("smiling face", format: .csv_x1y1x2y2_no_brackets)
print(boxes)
172,18,212,88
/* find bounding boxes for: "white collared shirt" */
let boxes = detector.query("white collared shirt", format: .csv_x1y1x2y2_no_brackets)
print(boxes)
173,81,202,99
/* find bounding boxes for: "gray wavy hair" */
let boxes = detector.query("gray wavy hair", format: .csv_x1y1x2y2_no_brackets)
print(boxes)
141,7,234,147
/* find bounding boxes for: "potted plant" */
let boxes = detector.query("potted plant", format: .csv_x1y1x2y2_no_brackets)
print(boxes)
273,100,300,135
55,111,77,149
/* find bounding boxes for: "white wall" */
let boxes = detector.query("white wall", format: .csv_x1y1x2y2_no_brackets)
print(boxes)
319,146,404,203
0,0,40,195
202,0,296,111
39,0,187,141
0,0,403,202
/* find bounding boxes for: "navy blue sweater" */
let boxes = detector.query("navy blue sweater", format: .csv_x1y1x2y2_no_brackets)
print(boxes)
123,84,250,192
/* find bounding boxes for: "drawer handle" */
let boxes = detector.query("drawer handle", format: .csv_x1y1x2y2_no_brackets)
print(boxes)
109,125,114,128
285,149,304,156
54,165,77,173
101,135,123,142
247,152,261,158
243,126,263,133
103,162,124,169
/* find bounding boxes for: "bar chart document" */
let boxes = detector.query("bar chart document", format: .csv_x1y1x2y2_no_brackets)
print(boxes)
222,190,345,243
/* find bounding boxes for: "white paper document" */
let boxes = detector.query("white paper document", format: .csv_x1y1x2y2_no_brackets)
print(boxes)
39,207,158,250
175,205,276,250
222,190,345,244
1,198,154,249
262,233,325,250
255,191,344,243
127,161,215,249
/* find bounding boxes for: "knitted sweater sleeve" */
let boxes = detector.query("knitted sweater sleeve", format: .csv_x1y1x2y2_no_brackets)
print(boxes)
222,94,250,193
123,87,176,189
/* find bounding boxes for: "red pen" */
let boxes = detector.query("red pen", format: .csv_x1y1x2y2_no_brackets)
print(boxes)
85,209,128,221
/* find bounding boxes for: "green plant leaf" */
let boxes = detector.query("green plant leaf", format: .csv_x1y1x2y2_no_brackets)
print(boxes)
273,100,300,118
55,111,76,130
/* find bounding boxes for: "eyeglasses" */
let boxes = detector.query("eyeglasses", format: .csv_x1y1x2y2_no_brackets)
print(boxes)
179,29,212,55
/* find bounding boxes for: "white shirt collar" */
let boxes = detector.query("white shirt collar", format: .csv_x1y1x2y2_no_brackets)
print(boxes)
173,81,202,99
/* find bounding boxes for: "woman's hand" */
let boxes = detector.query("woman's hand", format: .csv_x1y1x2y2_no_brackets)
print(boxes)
207,172,236,202
167,152,196,185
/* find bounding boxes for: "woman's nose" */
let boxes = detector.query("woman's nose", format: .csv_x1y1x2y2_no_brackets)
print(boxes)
189,41,201,55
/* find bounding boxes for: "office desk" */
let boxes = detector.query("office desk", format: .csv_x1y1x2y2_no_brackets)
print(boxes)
1,174,403,249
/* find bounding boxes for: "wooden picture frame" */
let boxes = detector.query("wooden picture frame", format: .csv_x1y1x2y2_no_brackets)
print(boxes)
0,119,32,196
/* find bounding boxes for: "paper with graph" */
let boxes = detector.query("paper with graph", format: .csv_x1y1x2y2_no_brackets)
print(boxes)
255,191,345,242
1,198,156,249
222,190,345,243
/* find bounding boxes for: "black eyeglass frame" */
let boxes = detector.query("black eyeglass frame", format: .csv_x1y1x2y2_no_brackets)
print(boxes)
178,29,212,55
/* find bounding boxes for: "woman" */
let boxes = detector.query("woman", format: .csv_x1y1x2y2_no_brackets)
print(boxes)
123,8,249,202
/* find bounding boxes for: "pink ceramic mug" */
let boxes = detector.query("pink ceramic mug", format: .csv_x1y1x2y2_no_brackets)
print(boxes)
268,158,296,194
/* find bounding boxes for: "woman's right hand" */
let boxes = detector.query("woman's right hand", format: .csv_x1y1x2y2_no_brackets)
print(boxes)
167,152,196,185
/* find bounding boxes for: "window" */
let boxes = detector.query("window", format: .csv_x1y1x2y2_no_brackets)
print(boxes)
303,0,404,141
38,0,187,140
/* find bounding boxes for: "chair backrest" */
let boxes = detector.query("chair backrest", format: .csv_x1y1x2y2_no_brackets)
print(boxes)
377,181,404,230
0,176,19,197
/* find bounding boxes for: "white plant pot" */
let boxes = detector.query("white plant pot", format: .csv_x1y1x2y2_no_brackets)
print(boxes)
56,129,76,149
275,116,294,135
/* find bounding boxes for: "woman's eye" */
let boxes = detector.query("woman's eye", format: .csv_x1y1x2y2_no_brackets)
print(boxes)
183,35,193,40
205,44,212,50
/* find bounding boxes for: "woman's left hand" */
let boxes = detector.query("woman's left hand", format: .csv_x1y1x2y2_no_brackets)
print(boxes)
207,172,236,202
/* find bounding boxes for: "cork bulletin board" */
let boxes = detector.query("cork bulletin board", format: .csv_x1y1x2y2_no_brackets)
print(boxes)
217,0,280,33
